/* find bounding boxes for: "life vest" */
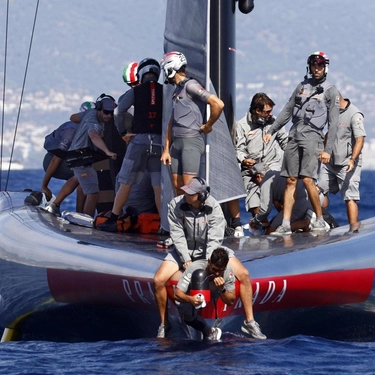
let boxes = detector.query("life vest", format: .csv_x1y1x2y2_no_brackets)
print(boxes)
293,79,333,130
132,81,163,134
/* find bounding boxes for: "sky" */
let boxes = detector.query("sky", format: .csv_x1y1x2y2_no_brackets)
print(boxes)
1,0,374,168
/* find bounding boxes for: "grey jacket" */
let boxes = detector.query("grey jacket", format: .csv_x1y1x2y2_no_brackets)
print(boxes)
168,194,226,263
235,115,288,170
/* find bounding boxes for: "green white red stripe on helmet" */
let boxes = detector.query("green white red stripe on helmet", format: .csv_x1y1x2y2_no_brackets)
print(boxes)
123,62,139,84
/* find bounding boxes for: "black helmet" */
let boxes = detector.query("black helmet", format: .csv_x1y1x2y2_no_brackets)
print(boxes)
137,58,160,82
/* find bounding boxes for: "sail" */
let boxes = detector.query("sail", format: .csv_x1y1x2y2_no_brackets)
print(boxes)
161,0,246,230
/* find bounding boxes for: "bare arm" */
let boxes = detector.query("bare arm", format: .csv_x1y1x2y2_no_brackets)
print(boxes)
41,155,63,200
346,136,365,172
200,94,224,135
70,113,81,124
161,114,173,165
88,130,116,159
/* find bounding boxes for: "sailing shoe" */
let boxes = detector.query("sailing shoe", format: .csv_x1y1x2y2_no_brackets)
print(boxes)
234,226,245,238
311,219,329,232
97,221,118,232
241,319,267,339
156,237,174,249
206,327,222,341
156,323,171,338
305,209,317,226
270,225,292,236
45,202,61,216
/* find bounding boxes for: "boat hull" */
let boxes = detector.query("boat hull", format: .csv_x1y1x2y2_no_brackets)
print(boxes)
1,191,375,341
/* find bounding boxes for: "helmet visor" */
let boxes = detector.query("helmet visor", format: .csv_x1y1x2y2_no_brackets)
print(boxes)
310,55,325,65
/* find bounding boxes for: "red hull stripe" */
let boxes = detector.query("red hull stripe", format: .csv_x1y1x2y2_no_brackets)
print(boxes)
47,268,374,318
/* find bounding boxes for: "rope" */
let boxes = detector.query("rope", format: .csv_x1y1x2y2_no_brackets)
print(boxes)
2,0,40,190
0,0,10,190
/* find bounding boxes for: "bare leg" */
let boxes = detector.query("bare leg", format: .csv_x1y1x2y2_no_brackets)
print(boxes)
75,184,85,213
302,176,323,218
346,199,358,225
54,176,79,206
228,257,254,322
153,260,180,325
152,185,162,215
112,183,132,216
228,199,240,220
84,192,99,217
283,177,298,221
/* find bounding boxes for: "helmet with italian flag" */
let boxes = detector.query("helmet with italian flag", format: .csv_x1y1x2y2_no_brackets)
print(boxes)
122,61,139,86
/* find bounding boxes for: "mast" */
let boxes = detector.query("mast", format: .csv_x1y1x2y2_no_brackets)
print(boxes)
209,0,254,131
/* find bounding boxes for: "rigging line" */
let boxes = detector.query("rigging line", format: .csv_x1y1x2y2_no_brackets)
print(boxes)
0,0,10,190
5,0,40,191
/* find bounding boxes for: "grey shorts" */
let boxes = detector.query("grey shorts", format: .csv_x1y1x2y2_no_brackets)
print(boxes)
170,136,204,176
43,153,74,180
164,245,235,269
318,162,361,201
281,138,323,179
118,134,161,186
73,165,99,195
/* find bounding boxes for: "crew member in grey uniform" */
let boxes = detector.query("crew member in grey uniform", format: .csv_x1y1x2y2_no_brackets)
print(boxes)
318,94,366,232
235,92,288,216
68,94,117,217
248,163,326,235
43,101,95,214
174,247,235,341
263,51,340,235
97,58,163,232
153,177,266,340
160,51,224,196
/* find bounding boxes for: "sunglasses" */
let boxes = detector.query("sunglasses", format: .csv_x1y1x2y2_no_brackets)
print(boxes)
209,264,226,273
102,109,114,115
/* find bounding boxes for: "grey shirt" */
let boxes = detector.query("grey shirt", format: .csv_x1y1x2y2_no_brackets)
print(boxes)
268,77,340,154
177,258,235,296
69,109,104,151
172,78,212,138
331,100,366,166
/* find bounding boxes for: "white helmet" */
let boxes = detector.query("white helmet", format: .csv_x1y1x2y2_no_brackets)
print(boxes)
137,58,160,83
160,51,187,83
307,51,329,75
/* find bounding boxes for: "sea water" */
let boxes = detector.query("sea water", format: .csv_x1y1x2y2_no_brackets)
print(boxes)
0,169,374,374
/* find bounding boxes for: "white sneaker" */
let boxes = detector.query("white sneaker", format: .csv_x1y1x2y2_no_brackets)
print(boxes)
206,327,222,341
156,323,171,338
45,202,61,216
305,209,316,226
270,225,292,236
311,219,330,232
241,319,266,339
234,226,244,238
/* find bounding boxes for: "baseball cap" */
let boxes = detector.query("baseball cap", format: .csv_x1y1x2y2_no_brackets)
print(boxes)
101,97,117,111
181,178,207,195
